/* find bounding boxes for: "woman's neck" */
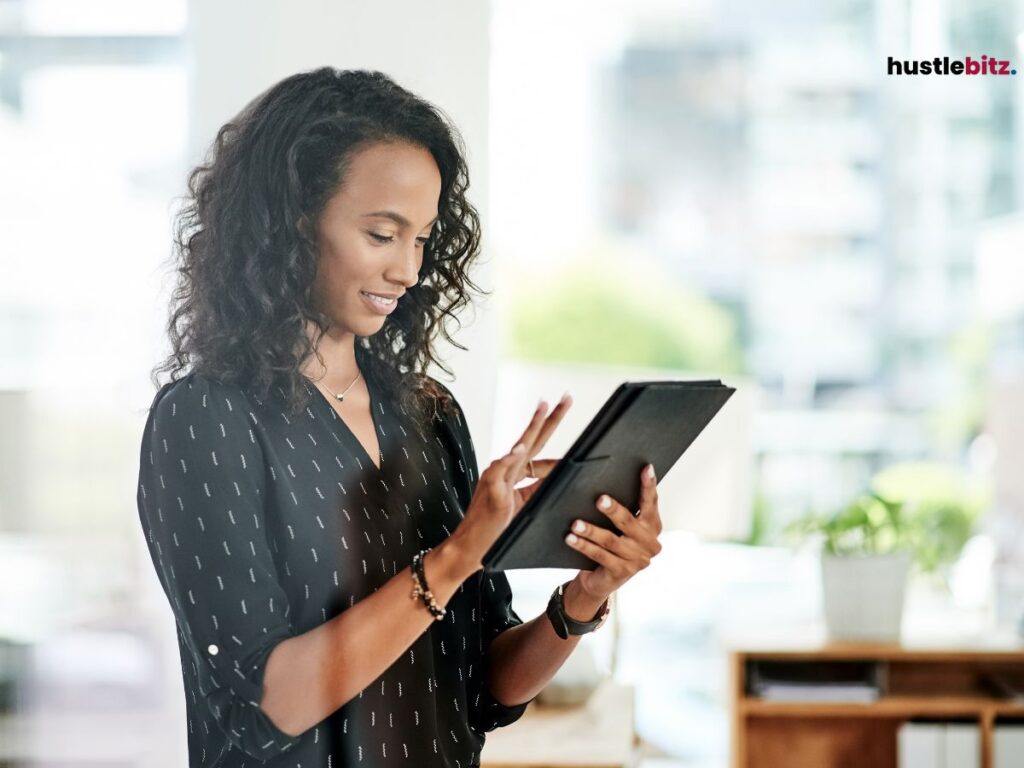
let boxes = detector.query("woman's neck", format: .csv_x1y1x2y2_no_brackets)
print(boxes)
300,321,361,388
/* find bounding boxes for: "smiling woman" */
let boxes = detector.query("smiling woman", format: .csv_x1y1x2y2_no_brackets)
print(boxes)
137,67,531,768
152,67,485,428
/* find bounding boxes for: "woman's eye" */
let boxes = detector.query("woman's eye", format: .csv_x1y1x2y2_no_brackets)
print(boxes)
368,231,428,247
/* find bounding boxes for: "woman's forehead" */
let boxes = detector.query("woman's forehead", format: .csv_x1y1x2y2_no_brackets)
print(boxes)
331,141,441,225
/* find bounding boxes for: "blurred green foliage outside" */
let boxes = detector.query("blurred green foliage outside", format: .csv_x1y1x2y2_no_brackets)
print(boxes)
499,239,745,374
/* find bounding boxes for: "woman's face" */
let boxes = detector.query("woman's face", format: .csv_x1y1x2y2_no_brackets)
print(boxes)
311,140,441,337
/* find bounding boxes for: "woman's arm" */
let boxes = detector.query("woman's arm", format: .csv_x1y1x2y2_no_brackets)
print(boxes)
261,535,479,736
482,575,607,707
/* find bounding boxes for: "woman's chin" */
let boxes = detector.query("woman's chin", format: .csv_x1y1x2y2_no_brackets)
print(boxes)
355,314,388,335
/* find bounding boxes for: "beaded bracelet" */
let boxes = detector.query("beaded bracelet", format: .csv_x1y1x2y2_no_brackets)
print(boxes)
410,548,446,621
411,550,445,620
415,551,445,620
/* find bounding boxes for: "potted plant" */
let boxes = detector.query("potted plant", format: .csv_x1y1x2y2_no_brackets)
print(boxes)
783,465,986,642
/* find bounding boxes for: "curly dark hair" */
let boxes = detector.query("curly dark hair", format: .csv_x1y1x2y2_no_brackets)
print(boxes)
150,67,489,425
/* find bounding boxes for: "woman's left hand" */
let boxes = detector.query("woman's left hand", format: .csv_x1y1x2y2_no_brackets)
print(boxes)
567,463,664,600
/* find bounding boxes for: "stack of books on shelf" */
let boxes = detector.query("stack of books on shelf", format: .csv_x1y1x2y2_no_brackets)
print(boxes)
747,659,881,702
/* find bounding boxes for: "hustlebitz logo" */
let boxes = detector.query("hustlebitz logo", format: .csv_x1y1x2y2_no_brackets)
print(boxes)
888,55,1016,75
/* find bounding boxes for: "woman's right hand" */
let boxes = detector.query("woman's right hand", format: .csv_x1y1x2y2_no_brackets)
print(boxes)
450,394,573,573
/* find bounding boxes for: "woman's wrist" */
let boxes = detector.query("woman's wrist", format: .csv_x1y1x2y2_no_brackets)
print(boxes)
436,534,481,583
562,575,609,622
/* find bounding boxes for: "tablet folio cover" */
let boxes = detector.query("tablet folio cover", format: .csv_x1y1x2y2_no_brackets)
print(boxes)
482,379,736,571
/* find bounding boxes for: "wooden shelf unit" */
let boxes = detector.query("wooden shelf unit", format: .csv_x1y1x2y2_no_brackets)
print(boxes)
729,638,1024,768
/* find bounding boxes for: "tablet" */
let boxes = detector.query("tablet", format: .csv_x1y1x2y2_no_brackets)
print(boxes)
482,379,736,571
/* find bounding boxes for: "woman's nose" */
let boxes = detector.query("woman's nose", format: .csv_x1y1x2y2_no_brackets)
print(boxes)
389,242,423,288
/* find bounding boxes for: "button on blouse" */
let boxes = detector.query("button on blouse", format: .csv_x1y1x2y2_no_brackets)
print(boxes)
136,371,532,767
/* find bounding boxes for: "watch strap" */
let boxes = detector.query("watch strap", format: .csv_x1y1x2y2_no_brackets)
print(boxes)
546,580,611,639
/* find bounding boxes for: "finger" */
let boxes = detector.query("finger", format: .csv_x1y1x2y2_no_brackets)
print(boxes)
484,442,527,495
567,518,643,564
595,493,661,553
506,400,552,481
510,397,572,486
638,463,663,534
526,393,573,460
564,529,627,578
499,442,528,483
513,393,572,482
573,517,656,568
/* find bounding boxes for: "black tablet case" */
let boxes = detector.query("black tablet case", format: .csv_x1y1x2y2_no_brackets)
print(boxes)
482,379,736,571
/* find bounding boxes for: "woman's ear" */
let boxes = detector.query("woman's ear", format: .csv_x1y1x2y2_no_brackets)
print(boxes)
296,214,312,241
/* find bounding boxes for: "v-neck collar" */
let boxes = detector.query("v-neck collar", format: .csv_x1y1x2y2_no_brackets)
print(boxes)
305,375,387,476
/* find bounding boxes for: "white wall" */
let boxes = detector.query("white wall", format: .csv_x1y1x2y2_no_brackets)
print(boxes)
184,0,499,457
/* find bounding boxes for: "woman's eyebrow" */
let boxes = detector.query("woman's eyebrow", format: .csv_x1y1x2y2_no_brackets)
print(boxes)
361,210,439,229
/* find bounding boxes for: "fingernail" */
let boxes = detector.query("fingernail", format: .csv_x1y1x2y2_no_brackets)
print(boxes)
559,391,570,404
513,444,525,453
647,464,656,480
566,533,578,544
598,495,611,509
574,520,586,533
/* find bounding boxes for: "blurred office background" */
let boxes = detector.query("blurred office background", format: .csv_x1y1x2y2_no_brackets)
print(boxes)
0,0,1021,765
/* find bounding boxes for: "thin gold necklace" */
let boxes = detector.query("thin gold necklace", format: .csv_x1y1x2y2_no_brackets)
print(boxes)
316,370,362,402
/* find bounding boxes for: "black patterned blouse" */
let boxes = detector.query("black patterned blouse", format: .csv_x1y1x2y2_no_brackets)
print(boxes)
135,370,532,767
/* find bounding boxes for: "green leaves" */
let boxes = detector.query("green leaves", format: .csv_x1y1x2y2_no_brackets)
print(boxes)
784,492,909,558
502,241,744,373
782,473,984,576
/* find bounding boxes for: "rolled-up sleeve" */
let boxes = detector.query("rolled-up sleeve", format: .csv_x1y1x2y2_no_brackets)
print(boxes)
136,373,302,759
472,568,534,731
432,379,535,732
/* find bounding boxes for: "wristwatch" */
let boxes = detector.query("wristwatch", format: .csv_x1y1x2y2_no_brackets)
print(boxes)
546,580,612,639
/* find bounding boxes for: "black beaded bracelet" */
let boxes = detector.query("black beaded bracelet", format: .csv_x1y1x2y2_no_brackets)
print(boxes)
410,549,446,621
412,550,445,620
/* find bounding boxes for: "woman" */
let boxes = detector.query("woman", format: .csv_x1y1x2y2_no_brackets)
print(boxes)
136,67,663,767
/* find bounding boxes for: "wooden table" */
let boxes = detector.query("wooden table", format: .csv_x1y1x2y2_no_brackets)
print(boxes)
480,678,638,767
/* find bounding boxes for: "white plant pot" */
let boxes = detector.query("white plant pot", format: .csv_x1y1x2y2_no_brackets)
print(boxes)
821,551,913,642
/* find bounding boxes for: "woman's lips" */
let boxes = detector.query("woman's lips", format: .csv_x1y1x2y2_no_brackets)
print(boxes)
360,290,399,315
